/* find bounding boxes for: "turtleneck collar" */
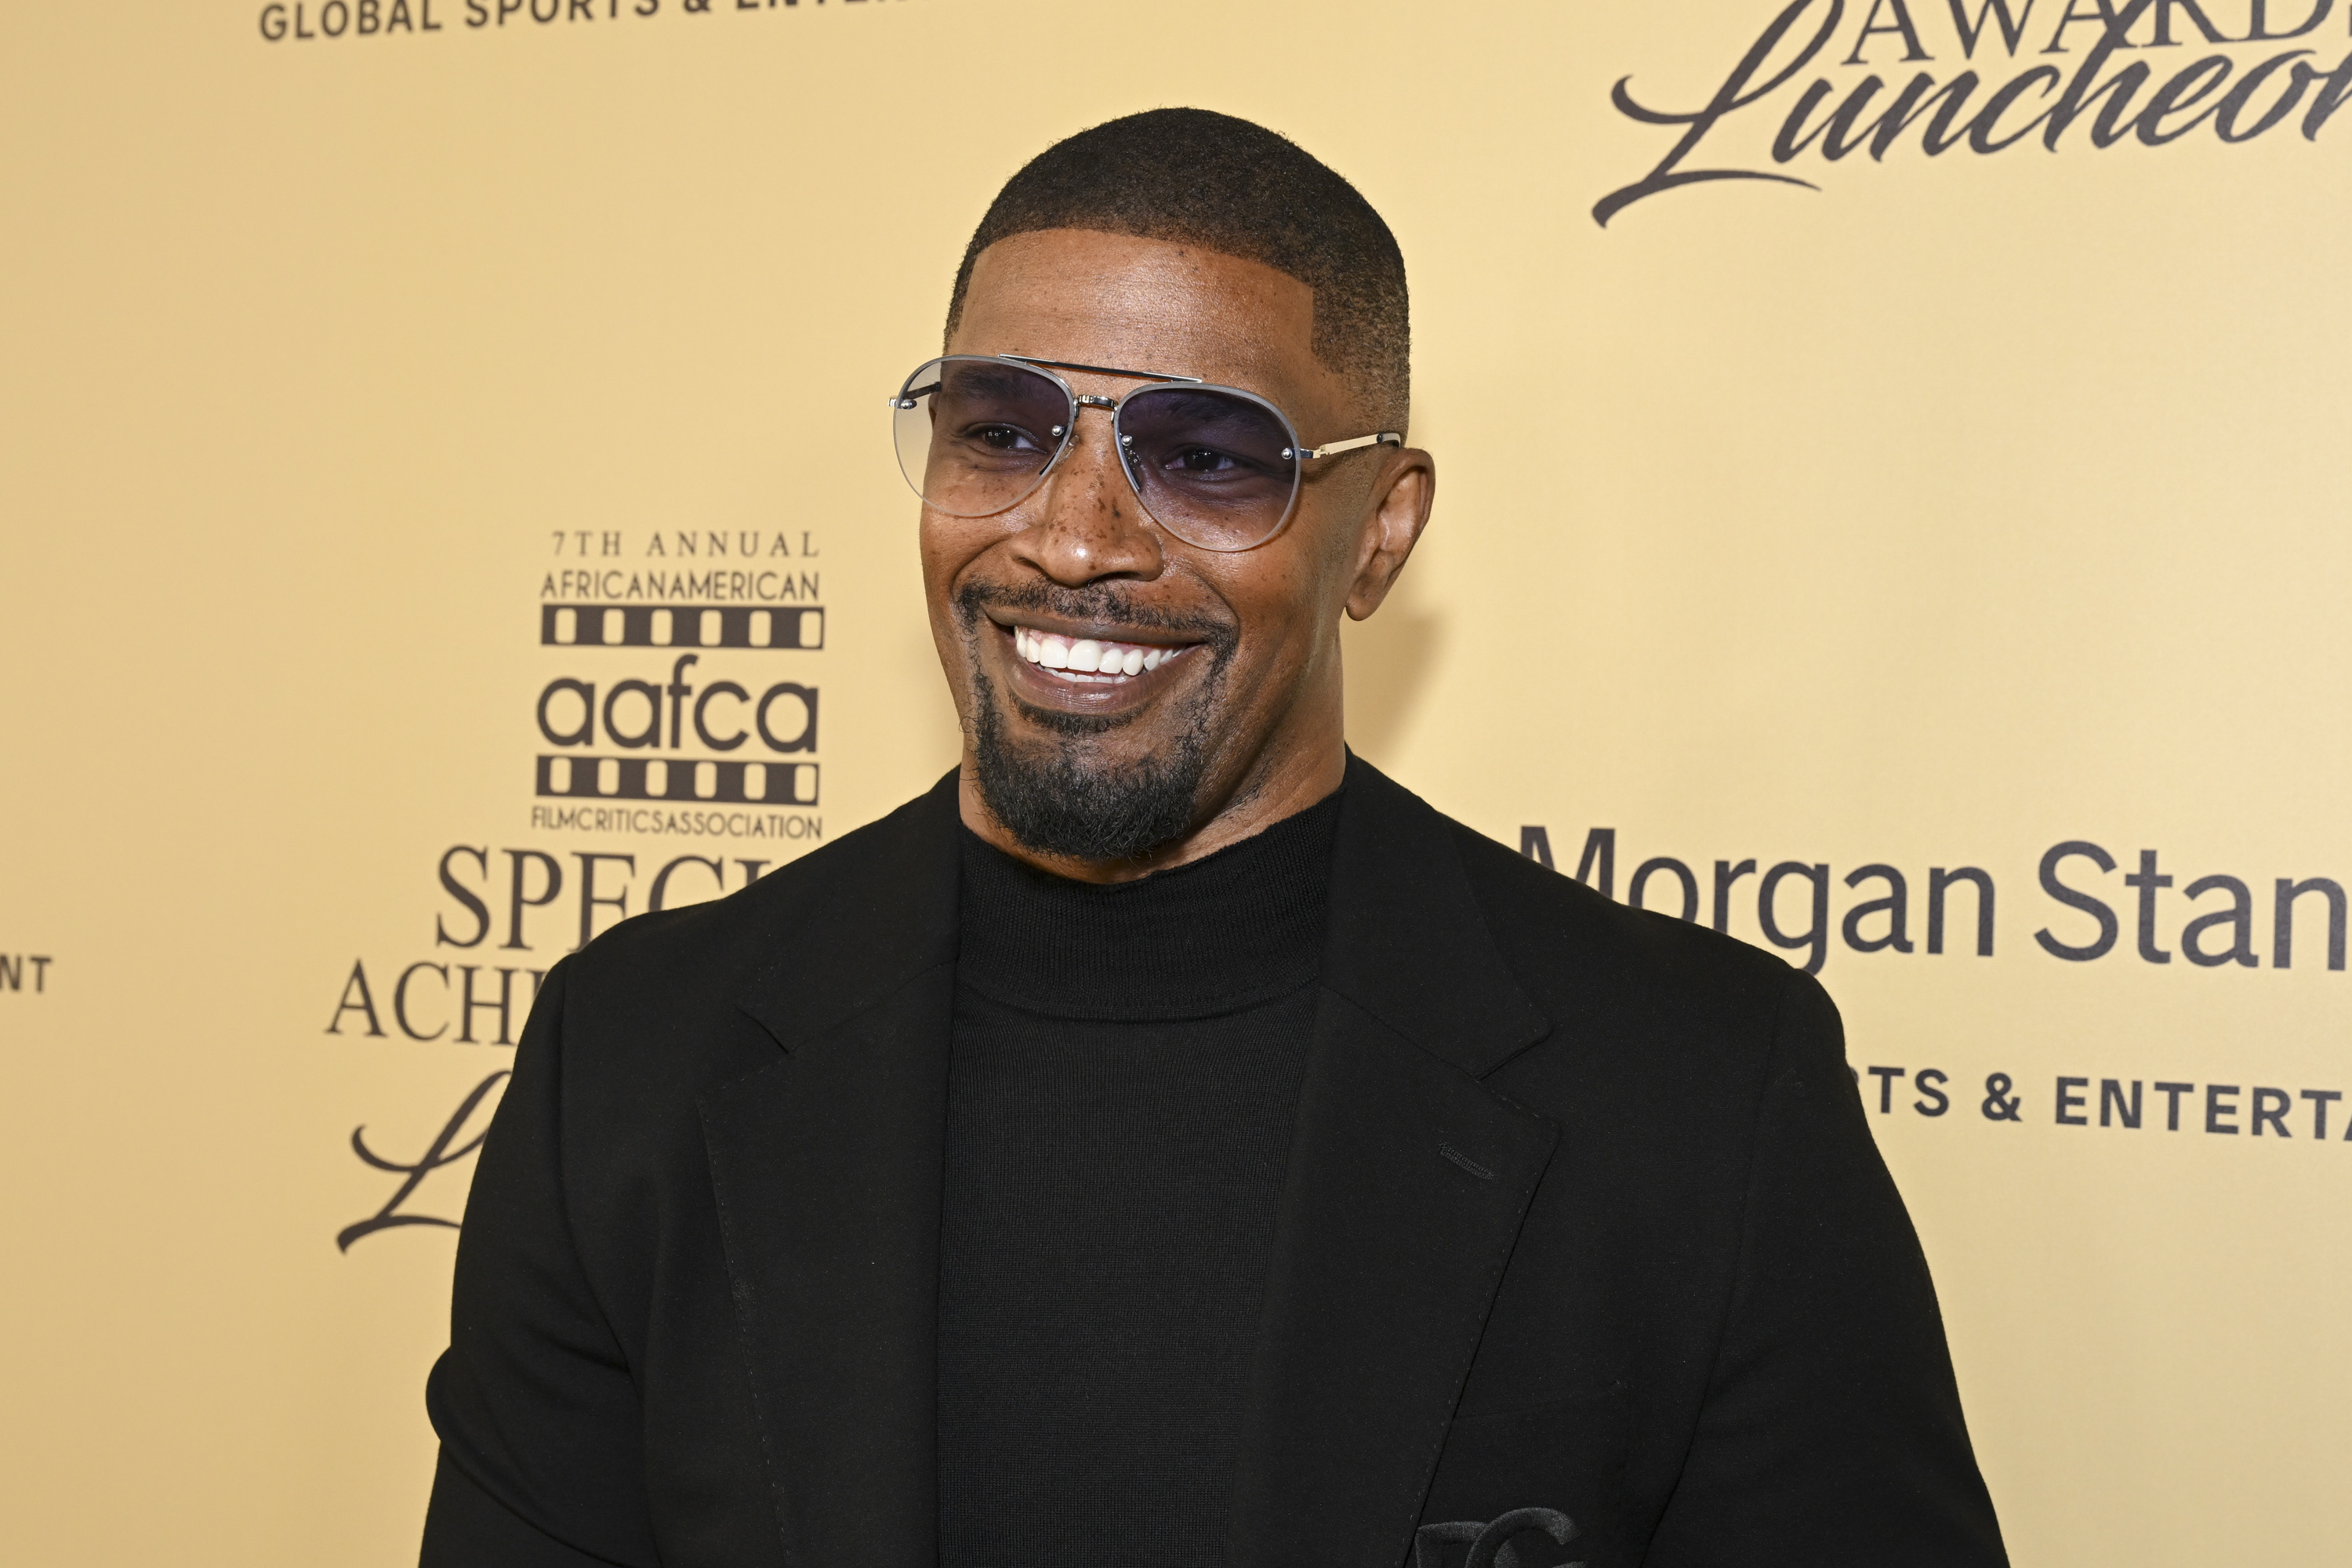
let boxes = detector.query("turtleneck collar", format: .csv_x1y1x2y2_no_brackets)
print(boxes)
955,789,1344,1022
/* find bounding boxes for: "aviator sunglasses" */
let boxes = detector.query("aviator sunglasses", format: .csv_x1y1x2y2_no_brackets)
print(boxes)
890,354,1402,553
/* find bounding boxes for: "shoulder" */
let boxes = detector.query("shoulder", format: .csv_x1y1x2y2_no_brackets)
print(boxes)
1439,811,1833,1079
1450,821,1791,989
503,779,960,1199
544,778,960,1072
566,780,952,989
1403,797,1858,1237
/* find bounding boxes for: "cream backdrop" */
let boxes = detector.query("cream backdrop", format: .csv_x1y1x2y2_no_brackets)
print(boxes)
3,0,2347,1562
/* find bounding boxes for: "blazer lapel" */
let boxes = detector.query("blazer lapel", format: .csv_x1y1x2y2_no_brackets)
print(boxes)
700,772,964,1568
1226,759,1559,1568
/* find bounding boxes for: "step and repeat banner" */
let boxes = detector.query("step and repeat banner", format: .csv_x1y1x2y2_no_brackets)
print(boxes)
2,0,2345,1562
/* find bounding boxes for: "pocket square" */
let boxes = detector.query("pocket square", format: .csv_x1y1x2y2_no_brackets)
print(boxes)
1414,1506,1581,1568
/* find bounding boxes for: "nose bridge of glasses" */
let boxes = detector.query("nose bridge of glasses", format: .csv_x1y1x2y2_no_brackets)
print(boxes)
1044,394,1123,462
1049,395,1136,487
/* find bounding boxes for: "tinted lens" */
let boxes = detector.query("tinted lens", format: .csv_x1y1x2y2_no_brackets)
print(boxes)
1116,386,1301,550
892,357,1073,518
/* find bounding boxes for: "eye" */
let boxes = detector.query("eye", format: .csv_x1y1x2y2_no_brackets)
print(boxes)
1170,445,1242,474
968,423,1045,453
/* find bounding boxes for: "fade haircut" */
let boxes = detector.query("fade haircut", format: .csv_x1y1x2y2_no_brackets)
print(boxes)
946,108,1410,428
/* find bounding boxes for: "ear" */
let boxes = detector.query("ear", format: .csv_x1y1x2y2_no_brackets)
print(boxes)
1344,448,1436,622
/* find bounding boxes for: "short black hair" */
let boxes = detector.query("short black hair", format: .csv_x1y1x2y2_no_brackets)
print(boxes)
946,108,1410,426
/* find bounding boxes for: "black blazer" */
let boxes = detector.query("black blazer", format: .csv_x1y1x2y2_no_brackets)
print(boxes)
421,758,2006,1568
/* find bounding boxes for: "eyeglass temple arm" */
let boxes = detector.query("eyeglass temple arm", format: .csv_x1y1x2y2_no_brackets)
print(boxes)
1302,433,1403,460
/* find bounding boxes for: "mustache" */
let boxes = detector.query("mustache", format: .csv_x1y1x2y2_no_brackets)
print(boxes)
952,579,1237,649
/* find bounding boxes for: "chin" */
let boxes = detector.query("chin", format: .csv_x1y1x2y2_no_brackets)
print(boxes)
968,670,1216,862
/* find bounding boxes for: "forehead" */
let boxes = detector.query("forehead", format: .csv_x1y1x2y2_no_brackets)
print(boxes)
950,229,1334,413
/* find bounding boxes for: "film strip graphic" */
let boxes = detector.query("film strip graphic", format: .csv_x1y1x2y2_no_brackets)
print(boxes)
542,603,824,650
536,755,819,807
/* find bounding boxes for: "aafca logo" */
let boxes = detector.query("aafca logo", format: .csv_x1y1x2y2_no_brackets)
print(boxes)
534,602,822,809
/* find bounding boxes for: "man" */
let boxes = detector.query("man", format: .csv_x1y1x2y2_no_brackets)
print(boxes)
421,109,2006,1568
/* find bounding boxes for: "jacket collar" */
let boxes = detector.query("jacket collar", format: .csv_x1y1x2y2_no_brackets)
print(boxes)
707,757,1559,1567
1320,753,1552,1076
731,766,963,1056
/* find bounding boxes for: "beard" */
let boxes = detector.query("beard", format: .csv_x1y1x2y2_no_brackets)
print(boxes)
956,579,1237,862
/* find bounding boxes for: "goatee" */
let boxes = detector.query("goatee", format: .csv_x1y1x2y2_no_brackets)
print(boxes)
956,581,1234,862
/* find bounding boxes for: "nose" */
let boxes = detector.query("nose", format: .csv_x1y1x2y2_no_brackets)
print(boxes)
1004,405,1166,588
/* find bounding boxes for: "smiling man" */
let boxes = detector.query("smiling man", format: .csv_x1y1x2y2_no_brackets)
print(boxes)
419,111,2007,1568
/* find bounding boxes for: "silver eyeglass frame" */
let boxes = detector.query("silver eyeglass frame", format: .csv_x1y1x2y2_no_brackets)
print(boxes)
887,352,1403,552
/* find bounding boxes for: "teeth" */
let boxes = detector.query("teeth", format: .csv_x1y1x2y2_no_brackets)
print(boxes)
1011,626,1180,681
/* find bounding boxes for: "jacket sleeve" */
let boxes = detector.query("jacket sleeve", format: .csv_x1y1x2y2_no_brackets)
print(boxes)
419,958,660,1568
1645,973,2009,1567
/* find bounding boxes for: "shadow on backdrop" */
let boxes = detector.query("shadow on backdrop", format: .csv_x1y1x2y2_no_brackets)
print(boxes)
1342,564,1445,766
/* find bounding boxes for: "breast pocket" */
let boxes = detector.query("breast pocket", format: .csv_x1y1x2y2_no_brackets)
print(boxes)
1418,1385,1629,1568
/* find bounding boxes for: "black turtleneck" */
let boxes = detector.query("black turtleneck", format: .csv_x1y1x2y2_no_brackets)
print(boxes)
937,790,1343,1568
